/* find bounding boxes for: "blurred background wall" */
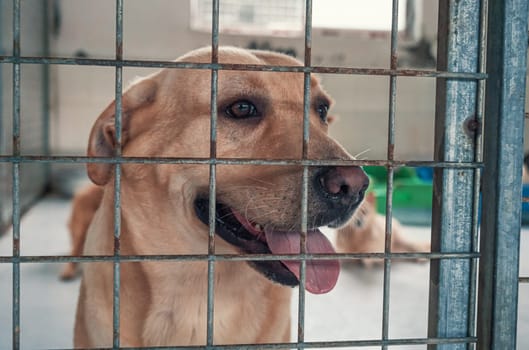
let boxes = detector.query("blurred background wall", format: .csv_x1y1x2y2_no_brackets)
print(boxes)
48,0,442,161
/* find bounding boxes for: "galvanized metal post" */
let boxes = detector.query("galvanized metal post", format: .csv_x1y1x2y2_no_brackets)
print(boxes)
477,0,529,348
428,1,481,349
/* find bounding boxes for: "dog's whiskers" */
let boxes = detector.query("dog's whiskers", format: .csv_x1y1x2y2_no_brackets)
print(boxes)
243,177,276,187
244,209,283,223
352,148,371,160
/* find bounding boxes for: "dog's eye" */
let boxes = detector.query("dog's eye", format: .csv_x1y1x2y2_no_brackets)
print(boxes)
225,100,259,119
317,103,329,122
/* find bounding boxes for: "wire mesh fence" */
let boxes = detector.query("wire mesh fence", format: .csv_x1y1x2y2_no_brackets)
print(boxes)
0,0,528,349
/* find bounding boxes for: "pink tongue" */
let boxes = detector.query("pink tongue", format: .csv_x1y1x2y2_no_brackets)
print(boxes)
264,228,340,294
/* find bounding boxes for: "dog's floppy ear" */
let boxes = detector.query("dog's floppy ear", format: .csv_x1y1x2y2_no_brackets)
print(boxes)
87,78,158,185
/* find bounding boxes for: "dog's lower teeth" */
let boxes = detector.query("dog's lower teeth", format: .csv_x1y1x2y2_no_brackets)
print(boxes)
254,224,262,231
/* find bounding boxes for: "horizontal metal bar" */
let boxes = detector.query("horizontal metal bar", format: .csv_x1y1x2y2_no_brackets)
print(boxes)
0,55,488,79
50,336,476,350
519,277,529,283
0,155,483,169
0,251,480,264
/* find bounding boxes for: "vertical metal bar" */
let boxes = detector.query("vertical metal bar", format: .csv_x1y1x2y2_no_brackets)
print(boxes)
112,0,124,348
381,1,399,349
41,0,51,182
12,167,20,350
11,2,20,155
298,1,312,348
467,1,488,348
112,158,122,350
0,37,3,233
0,1,4,233
207,0,219,347
477,0,529,348
12,1,21,349
428,1,480,349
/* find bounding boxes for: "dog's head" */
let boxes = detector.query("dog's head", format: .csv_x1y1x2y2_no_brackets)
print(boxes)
86,47,369,294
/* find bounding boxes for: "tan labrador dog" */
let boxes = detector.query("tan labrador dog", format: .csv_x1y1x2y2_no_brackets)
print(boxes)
74,47,369,347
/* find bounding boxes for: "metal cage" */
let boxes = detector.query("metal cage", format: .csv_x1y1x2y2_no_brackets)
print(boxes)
0,0,528,349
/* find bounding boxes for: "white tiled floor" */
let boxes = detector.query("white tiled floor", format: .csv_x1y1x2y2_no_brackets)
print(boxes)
0,196,527,349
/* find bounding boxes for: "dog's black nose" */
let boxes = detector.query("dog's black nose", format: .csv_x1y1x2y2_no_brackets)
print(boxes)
317,166,370,207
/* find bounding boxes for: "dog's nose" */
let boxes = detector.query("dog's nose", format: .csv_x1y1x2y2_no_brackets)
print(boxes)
317,166,370,206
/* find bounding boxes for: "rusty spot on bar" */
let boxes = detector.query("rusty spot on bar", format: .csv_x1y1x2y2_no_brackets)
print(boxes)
13,134,21,151
116,42,123,61
210,140,217,159
114,237,121,252
387,143,395,161
298,324,304,340
13,41,20,57
304,47,312,67
211,47,219,64
13,238,20,252
390,52,398,70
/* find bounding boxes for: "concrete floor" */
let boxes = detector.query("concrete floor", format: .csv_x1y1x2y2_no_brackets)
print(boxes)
0,196,527,349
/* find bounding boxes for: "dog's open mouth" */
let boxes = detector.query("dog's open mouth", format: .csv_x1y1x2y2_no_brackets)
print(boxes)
194,198,340,294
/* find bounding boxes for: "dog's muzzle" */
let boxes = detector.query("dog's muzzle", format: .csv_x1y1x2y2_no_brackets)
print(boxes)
312,166,370,228
194,198,341,294
193,165,369,294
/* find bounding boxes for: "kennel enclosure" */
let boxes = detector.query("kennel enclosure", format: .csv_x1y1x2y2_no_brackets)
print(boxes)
0,0,528,349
